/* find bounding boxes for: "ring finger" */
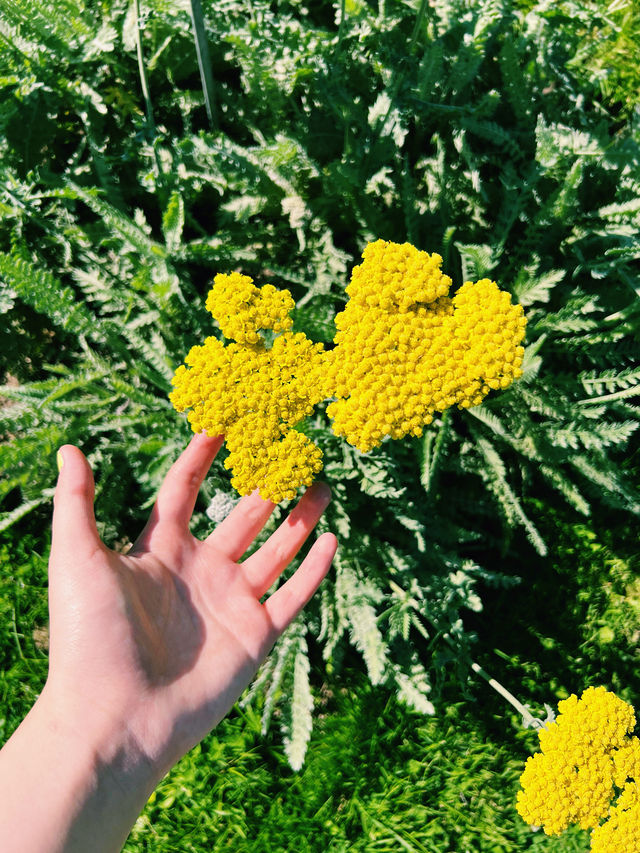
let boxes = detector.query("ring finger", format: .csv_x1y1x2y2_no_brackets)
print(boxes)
241,482,332,598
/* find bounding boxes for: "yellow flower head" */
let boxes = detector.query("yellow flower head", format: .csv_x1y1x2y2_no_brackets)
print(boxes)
205,271,295,344
170,276,325,502
324,239,527,452
517,687,637,836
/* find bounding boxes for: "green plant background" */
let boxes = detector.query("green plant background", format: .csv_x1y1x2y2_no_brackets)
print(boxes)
1,0,639,849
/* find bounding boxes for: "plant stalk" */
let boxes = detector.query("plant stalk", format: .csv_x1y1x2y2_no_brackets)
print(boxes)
470,660,545,730
409,0,430,53
189,0,218,130
133,0,156,136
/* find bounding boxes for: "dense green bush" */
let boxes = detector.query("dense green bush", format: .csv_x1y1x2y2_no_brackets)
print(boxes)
471,501,640,710
1,0,638,783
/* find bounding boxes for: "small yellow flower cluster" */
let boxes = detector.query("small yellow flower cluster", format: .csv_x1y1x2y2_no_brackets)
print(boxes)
205,271,295,344
170,275,325,502
591,781,640,852
517,686,640,845
324,240,526,452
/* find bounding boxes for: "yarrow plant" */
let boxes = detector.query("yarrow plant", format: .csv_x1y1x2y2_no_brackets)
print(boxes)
169,239,527,500
517,686,640,851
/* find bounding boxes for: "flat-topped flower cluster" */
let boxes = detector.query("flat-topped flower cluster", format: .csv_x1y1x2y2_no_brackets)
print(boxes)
170,240,527,501
517,686,640,851
324,240,526,452
170,272,326,502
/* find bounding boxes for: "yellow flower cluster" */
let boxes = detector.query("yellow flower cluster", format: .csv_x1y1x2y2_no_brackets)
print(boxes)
517,686,640,848
324,240,527,452
170,275,325,502
591,781,640,852
614,736,640,786
205,271,295,344
170,240,528,501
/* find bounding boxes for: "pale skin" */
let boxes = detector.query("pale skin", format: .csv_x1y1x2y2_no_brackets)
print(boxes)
0,432,337,853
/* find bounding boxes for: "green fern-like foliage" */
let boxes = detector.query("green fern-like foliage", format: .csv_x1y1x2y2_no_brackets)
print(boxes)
1,0,638,769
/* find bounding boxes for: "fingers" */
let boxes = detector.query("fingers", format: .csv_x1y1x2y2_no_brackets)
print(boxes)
51,445,103,563
242,483,332,598
205,489,276,561
263,532,337,634
133,432,223,551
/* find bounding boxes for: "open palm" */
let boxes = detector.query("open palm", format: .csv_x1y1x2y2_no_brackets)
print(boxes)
46,432,336,772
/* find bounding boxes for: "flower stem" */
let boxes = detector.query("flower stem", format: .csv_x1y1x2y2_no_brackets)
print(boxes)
189,0,217,131
470,660,544,730
134,0,156,136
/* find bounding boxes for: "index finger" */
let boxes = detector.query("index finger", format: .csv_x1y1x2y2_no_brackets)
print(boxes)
133,432,223,550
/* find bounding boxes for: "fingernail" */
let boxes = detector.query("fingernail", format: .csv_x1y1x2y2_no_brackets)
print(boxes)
56,449,65,473
313,482,332,506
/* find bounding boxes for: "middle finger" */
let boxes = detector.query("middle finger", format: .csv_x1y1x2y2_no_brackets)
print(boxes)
205,489,276,561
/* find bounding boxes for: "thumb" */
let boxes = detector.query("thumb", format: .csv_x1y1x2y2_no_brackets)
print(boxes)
51,445,103,562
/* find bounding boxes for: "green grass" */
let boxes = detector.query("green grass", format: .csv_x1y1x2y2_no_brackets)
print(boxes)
0,530,48,745
127,680,590,852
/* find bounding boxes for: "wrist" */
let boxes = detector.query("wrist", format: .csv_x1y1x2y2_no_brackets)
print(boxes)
42,669,175,763
12,684,163,853
38,678,164,784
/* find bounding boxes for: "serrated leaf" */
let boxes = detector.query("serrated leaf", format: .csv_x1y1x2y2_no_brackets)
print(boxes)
455,242,495,281
282,632,314,771
512,268,565,307
336,558,387,684
162,191,185,252
0,496,50,532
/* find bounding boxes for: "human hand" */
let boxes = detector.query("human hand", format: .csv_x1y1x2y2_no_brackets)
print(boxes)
45,432,337,774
